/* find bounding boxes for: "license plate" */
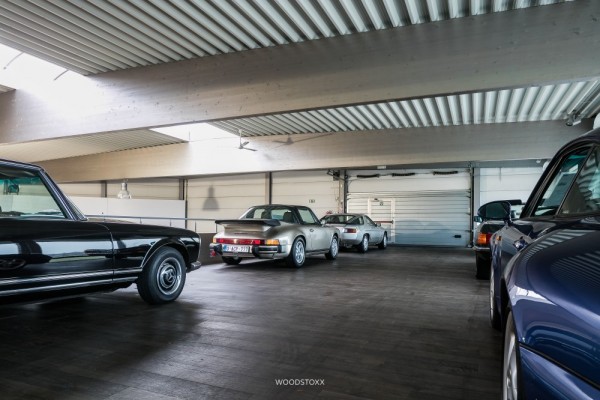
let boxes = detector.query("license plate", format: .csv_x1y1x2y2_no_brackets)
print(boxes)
223,244,251,253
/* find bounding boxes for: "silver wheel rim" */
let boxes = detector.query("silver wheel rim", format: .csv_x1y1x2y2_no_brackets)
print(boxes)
331,237,338,257
156,256,182,296
503,318,519,400
294,240,305,265
362,236,368,251
490,267,495,321
383,235,387,247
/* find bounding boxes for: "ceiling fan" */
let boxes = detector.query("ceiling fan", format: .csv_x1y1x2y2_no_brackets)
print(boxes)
238,129,257,151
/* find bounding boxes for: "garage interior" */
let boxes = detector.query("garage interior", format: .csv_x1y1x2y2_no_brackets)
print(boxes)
0,0,599,399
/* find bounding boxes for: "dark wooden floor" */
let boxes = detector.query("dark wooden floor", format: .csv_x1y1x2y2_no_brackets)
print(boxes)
0,246,502,400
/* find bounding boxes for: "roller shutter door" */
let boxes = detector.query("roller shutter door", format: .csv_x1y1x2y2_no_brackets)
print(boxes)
347,170,471,246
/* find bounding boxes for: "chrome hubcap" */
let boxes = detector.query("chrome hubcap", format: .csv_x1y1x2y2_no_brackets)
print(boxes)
331,238,338,257
294,241,305,264
157,257,181,295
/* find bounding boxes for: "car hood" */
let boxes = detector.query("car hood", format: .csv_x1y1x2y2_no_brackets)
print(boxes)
511,226,600,386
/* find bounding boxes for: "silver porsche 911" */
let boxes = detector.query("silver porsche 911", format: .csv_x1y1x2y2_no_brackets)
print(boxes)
320,213,388,252
209,204,339,268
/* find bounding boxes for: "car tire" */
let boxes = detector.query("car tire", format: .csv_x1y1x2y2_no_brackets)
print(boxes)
222,256,242,265
137,247,186,305
286,237,306,268
490,266,501,330
475,253,491,279
325,236,339,260
378,233,387,249
503,311,522,400
357,235,369,253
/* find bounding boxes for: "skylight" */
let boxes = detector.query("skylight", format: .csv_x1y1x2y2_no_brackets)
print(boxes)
151,123,235,142
0,43,71,90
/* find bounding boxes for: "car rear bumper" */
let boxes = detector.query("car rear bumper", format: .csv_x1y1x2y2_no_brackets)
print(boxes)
340,233,361,247
209,243,288,259
473,245,490,253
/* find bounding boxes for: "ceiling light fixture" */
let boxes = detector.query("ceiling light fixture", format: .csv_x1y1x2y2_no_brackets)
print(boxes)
117,181,132,199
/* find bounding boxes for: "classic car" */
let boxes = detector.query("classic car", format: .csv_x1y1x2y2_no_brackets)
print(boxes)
320,213,388,252
210,204,339,268
472,200,522,279
484,128,600,399
0,159,201,305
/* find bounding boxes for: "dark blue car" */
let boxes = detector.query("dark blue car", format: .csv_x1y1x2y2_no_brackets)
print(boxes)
482,128,600,399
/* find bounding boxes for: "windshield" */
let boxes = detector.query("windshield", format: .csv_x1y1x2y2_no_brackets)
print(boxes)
0,166,66,219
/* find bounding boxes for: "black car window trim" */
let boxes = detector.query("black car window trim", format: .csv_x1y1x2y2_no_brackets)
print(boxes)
557,145,600,217
526,145,594,218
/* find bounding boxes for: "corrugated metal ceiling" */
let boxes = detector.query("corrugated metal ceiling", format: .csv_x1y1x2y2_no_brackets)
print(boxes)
0,0,597,162
0,0,577,75
212,80,600,136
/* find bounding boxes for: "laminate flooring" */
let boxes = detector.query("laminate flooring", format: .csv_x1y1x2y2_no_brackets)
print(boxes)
0,246,502,400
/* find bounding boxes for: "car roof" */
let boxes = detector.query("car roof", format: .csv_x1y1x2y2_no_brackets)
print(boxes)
0,158,43,171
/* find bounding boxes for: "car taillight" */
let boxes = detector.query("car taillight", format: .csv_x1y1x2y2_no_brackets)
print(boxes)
345,228,357,233
215,238,264,245
476,233,493,246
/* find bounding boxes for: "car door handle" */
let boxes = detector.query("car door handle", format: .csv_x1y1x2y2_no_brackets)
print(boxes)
310,229,314,232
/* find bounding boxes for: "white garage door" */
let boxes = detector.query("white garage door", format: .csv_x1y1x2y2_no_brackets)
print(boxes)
347,169,471,246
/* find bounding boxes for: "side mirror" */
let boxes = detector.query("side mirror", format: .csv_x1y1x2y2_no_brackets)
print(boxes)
473,216,483,223
477,201,511,221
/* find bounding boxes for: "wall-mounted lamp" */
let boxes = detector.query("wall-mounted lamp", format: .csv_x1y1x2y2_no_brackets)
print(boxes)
117,181,132,199
565,110,581,127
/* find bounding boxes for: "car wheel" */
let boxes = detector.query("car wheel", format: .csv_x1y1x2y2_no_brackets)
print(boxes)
503,311,522,400
490,266,501,330
325,236,339,260
222,256,242,265
286,237,306,268
357,235,369,253
475,254,491,280
378,233,387,249
137,247,186,305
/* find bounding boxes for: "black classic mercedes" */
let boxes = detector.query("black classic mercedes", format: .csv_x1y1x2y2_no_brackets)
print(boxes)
0,159,201,305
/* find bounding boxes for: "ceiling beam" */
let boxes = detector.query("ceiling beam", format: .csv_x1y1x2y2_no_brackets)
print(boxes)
1,0,598,144
39,122,587,183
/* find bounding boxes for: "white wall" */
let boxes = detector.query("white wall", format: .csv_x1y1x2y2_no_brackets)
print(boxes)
60,180,180,200
272,170,341,218
59,182,103,197
187,173,268,233
70,196,186,229
477,167,544,210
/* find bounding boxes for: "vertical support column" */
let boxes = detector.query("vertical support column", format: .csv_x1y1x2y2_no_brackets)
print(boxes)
267,172,273,205
178,179,185,201
342,170,348,213
100,180,107,198
179,179,188,229
471,167,481,246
